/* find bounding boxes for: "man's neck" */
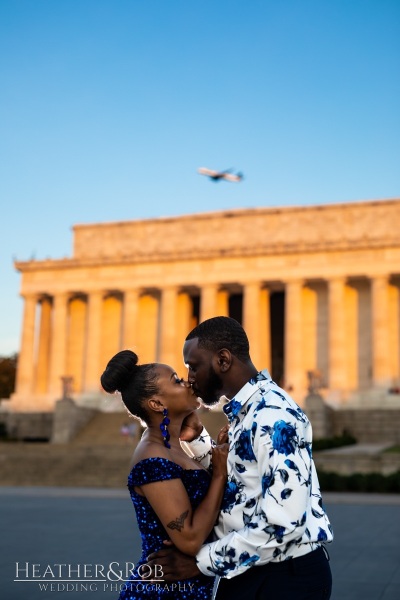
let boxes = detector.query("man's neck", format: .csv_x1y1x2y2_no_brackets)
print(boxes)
223,362,258,400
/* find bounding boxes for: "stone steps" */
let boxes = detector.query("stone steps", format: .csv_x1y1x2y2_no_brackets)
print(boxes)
0,407,229,488
71,411,142,446
71,406,228,446
0,442,133,488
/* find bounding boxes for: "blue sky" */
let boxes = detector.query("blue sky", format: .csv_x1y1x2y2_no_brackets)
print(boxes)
0,0,399,355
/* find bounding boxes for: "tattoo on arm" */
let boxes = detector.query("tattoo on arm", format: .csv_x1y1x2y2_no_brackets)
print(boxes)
167,510,189,532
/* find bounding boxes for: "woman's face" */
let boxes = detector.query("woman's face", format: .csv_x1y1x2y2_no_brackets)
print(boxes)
154,364,200,415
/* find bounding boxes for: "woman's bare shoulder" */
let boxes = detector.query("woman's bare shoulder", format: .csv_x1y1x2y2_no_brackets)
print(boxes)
130,440,171,469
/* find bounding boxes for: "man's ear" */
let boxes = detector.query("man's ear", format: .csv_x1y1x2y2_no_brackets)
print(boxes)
147,398,164,414
215,348,232,373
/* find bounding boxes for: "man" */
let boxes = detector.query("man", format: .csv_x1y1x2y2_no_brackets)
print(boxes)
148,316,333,599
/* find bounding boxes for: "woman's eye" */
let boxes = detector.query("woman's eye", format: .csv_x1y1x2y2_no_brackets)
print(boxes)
175,377,183,384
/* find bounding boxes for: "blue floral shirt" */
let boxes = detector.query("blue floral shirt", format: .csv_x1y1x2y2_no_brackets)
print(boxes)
187,370,333,579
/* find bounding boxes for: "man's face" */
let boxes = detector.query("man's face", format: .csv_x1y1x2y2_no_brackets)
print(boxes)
183,338,223,406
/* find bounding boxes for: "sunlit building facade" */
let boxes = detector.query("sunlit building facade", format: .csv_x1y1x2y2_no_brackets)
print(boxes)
8,198,400,412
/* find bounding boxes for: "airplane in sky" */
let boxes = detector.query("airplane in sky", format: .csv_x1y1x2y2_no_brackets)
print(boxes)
197,167,244,182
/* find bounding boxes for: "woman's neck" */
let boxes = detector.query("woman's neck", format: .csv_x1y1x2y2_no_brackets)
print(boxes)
145,417,185,449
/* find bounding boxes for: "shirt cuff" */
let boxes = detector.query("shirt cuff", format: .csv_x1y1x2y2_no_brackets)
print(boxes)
185,426,214,465
196,543,214,577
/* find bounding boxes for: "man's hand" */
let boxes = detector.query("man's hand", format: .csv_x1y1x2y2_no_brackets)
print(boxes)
146,546,201,581
180,411,203,442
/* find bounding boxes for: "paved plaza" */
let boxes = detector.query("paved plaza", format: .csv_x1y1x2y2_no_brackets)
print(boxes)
1,487,399,600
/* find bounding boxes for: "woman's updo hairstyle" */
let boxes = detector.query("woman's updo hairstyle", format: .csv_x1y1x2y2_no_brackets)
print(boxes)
100,350,159,424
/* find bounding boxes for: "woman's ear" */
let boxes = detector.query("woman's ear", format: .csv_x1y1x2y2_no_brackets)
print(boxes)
215,348,232,373
147,398,164,414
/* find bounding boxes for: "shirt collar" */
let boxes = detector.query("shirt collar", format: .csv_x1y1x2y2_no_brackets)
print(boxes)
223,369,272,422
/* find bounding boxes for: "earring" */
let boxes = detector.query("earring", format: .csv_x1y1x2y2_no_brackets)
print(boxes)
160,408,171,449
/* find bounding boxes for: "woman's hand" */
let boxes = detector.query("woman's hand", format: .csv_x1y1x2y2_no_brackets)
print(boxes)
217,424,229,445
211,443,228,479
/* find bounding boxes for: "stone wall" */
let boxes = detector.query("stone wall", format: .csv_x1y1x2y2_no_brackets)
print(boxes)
51,398,97,444
314,449,400,476
5,411,53,441
331,408,400,444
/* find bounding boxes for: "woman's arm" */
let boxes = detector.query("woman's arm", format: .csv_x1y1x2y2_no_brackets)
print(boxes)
140,444,228,556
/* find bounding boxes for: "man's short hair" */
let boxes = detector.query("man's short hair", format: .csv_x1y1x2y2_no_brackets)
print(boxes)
185,316,250,362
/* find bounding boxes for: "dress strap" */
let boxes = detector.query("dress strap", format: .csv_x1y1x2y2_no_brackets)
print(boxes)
130,457,183,486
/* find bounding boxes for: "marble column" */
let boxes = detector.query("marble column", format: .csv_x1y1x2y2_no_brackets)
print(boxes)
67,296,87,394
84,291,103,393
137,293,159,364
159,287,178,366
49,292,69,397
100,293,123,370
176,292,194,370
217,289,229,317
243,282,262,367
344,283,358,391
328,278,347,391
200,284,219,322
284,280,304,395
371,275,391,387
259,288,271,372
15,293,38,396
302,285,318,379
388,282,400,383
35,296,52,394
122,289,140,350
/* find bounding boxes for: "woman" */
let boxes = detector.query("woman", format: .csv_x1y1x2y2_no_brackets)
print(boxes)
101,350,228,600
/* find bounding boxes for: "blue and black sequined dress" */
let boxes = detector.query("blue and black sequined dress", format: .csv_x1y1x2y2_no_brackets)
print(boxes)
118,457,215,600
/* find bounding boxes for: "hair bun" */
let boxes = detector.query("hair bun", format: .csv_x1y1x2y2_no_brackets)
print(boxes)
100,350,139,393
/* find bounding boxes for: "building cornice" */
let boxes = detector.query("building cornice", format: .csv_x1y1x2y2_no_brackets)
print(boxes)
14,198,400,271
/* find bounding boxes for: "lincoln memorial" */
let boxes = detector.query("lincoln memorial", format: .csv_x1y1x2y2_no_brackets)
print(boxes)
8,198,400,414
